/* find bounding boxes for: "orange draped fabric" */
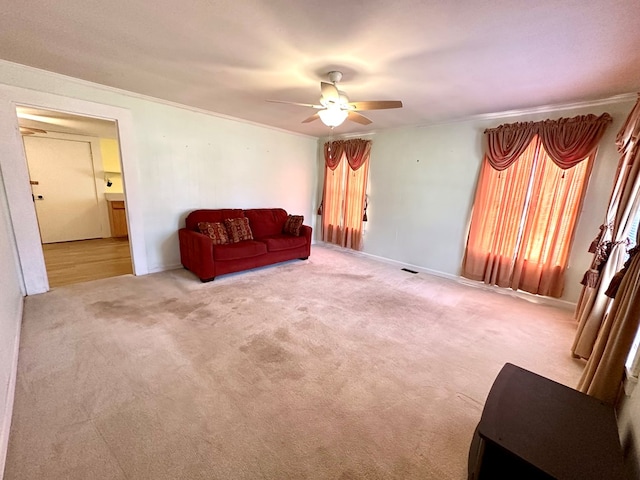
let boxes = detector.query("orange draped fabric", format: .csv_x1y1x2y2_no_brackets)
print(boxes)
321,161,345,245
462,140,538,287
321,139,371,250
484,113,611,170
463,116,603,297
511,147,593,297
572,95,640,404
539,114,612,168
343,158,369,250
485,121,537,170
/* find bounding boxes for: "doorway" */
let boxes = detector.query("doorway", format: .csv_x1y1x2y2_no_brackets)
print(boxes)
0,85,148,295
18,106,133,287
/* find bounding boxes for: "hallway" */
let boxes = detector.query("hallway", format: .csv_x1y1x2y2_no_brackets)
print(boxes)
42,238,132,287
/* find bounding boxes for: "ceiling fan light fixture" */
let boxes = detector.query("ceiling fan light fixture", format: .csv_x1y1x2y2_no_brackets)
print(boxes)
318,107,348,127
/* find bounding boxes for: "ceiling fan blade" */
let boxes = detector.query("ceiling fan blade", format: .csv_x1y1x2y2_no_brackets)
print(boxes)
301,113,320,124
321,82,340,102
347,111,372,125
348,100,403,111
267,100,322,109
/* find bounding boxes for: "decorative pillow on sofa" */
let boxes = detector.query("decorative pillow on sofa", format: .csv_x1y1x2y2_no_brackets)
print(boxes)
282,215,304,236
197,221,230,245
224,217,254,243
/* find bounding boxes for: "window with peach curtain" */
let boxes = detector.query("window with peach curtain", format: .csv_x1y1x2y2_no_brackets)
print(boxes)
462,113,610,298
321,152,346,246
320,139,371,250
511,145,593,297
462,140,538,287
343,159,369,250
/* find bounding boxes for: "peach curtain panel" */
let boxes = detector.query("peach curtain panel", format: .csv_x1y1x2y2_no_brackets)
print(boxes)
462,141,538,286
462,113,611,297
571,105,640,359
321,161,345,245
321,139,371,250
343,159,370,250
578,243,640,404
511,148,593,297
571,96,640,404
573,99,640,360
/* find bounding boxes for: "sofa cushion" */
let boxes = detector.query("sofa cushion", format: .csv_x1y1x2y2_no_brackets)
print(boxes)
262,234,307,252
224,217,254,243
197,221,230,245
212,241,267,261
282,215,304,236
243,208,288,239
186,209,244,231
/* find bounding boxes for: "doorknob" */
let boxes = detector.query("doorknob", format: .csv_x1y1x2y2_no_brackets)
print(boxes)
35,195,44,201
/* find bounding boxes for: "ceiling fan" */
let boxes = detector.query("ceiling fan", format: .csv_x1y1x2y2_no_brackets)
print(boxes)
268,71,403,127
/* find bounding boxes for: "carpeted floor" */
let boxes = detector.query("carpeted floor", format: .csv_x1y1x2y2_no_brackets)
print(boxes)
5,245,584,479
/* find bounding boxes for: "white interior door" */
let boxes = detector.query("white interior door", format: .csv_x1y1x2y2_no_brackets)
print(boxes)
23,136,102,243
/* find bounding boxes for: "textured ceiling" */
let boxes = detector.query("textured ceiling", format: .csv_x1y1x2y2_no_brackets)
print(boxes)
2,0,640,137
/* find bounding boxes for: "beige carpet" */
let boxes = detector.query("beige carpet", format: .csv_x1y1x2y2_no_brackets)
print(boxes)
5,245,584,479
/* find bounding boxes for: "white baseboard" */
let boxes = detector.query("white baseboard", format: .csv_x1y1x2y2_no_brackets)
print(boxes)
315,242,576,311
147,263,183,274
0,299,23,480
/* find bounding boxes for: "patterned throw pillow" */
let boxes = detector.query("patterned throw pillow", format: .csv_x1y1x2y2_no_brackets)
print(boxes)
282,215,304,236
197,222,230,245
224,217,254,243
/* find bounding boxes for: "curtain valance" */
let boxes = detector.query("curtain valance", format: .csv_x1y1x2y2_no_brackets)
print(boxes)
324,139,372,171
485,113,612,171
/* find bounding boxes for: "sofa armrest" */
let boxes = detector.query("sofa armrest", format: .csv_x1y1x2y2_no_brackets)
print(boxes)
300,225,312,257
179,228,216,281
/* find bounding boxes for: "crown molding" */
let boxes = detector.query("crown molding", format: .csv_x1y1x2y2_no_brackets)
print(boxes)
321,92,638,142
0,59,316,140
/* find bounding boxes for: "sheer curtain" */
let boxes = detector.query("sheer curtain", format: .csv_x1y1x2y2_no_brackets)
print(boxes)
462,114,611,297
578,240,640,404
511,146,593,297
321,139,371,250
572,96,640,404
572,97,640,360
462,140,538,286
321,160,346,246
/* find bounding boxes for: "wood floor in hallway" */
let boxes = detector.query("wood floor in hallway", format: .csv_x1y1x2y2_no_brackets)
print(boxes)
42,237,133,287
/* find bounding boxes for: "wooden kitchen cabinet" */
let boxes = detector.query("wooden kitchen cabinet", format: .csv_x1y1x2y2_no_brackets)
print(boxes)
108,200,128,237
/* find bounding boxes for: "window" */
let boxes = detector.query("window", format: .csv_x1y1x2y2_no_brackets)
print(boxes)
624,208,640,377
463,134,594,298
321,139,371,251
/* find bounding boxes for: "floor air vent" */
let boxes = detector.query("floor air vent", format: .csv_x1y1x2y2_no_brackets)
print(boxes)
401,268,418,274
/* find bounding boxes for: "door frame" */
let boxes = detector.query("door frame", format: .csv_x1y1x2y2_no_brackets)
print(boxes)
0,85,148,294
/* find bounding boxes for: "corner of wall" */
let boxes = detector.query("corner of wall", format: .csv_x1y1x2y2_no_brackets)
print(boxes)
0,299,22,480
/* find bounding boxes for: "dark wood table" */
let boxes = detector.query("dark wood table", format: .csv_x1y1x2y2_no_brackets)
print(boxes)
468,363,626,479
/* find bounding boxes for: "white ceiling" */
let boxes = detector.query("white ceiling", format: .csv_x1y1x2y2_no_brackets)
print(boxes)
2,0,640,137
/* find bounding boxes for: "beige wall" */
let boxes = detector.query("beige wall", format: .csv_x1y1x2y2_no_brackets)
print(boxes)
0,60,318,274
0,167,24,475
100,138,123,193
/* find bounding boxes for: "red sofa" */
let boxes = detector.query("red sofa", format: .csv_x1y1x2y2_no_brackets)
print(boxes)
179,208,311,282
